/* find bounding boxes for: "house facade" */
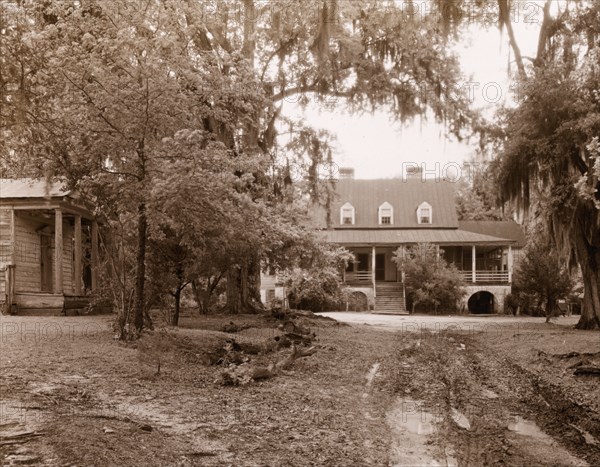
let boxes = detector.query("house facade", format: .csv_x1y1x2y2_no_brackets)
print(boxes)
261,175,526,314
0,179,101,315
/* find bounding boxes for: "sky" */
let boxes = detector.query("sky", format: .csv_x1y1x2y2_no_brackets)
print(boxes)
281,1,552,179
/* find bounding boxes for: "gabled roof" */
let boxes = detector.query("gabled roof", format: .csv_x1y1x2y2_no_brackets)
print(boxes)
0,178,70,199
459,221,526,248
321,229,514,246
327,178,458,228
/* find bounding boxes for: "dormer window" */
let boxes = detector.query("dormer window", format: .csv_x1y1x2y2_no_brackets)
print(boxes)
378,202,393,225
417,202,432,224
340,202,355,225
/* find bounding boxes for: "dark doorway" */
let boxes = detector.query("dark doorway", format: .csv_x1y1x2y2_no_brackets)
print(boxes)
468,291,495,314
375,254,386,281
40,234,53,292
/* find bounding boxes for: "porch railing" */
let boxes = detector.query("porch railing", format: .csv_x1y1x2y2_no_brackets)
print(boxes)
345,271,373,283
461,270,510,283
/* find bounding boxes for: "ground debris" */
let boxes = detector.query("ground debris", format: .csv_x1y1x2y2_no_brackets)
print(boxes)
219,344,317,385
221,321,251,333
573,366,600,376
0,431,45,441
3,454,41,465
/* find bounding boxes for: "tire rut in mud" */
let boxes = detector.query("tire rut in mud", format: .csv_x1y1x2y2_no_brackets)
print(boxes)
392,331,600,466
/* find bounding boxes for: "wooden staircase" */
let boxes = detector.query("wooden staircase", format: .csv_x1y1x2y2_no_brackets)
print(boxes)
374,282,407,314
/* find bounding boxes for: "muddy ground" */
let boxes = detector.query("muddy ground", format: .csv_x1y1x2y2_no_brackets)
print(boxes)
0,312,598,466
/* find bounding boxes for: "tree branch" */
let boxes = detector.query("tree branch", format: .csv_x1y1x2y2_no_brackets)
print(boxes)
498,0,527,80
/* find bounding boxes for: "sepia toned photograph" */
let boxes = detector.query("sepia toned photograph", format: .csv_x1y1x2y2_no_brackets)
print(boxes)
0,1,599,466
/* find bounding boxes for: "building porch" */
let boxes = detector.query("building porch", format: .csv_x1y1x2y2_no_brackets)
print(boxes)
342,243,514,287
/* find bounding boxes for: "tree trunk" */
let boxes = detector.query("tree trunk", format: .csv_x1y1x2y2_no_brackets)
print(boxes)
573,232,600,330
498,0,527,80
577,270,600,330
191,280,205,314
226,259,264,314
173,287,181,326
134,202,147,332
171,264,184,326
545,296,553,323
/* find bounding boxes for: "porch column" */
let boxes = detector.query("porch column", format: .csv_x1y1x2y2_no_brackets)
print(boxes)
508,245,513,283
54,208,63,294
10,209,16,264
471,245,476,283
372,245,376,297
91,220,99,291
74,215,83,295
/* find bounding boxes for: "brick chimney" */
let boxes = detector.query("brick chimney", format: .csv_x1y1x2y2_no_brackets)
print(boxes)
339,167,355,179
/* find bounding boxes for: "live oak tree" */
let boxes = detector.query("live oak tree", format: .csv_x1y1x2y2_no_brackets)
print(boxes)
180,0,474,313
429,0,600,329
495,3,600,329
1,0,481,320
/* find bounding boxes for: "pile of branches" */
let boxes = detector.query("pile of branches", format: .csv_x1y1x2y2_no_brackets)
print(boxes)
219,319,317,386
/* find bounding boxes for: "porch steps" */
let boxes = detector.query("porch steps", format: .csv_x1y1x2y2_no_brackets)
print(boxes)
374,283,407,314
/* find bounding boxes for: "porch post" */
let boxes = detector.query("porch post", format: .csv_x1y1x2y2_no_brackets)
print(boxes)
74,215,82,295
10,209,16,264
54,208,63,294
91,220,99,291
508,245,513,283
471,245,476,283
372,245,376,297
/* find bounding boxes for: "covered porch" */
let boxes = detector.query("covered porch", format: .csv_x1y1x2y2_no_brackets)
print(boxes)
1,180,101,315
342,243,514,286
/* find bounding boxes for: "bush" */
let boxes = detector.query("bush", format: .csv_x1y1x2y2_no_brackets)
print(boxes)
393,243,466,314
512,236,573,320
284,267,348,312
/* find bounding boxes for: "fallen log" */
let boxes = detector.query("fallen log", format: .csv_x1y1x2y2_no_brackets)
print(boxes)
220,344,317,385
556,351,600,359
573,366,600,376
0,431,44,439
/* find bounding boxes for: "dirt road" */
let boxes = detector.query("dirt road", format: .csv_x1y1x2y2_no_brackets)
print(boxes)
1,312,598,466
319,311,581,329
323,312,600,466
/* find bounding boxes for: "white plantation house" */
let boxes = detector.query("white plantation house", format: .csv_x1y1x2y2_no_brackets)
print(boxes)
262,172,526,314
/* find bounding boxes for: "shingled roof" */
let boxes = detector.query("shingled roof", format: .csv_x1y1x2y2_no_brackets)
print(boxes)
322,229,514,246
458,221,527,248
0,178,70,199
328,178,458,228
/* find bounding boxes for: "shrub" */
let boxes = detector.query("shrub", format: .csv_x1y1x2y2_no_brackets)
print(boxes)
512,236,573,321
284,267,348,312
393,243,466,314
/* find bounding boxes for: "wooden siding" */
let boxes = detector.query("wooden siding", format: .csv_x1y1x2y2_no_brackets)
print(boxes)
62,223,73,294
13,212,74,293
0,209,13,298
260,273,277,289
14,214,43,292
0,265,5,297
15,292,64,309
0,209,13,262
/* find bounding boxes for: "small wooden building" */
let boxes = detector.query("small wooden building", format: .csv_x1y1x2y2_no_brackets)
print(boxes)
0,179,100,315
